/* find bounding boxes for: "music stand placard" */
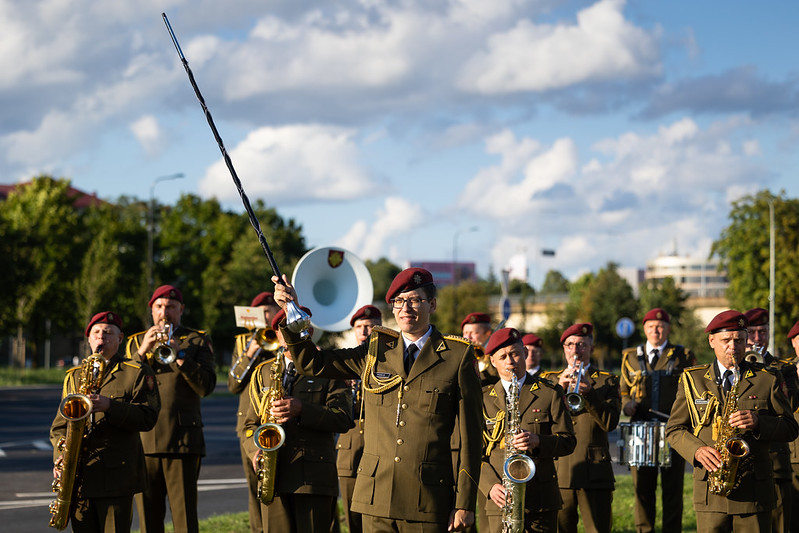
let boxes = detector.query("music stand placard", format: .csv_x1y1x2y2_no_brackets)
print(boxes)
234,306,267,330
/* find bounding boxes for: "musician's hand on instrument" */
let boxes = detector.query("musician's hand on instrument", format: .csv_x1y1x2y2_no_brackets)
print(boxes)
447,509,474,531
512,430,538,451
695,445,722,472
270,397,302,422
251,451,261,472
557,373,572,390
271,275,298,310
488,484,506,506
88,394,111,413
730,409,758,430
137,326,160,356
245,340,260,359
577,378,592,394
623,400,638,417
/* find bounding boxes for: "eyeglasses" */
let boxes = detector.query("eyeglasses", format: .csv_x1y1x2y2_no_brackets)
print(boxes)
563,341,588,350
390,297,430,309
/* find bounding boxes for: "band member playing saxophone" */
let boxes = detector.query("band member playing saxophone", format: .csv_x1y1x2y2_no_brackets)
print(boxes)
126,285,216,533
228,292,281,533
242,308,353,533
541,323,620,533
666,310,798,533
50,311,159,532
480,328,575,532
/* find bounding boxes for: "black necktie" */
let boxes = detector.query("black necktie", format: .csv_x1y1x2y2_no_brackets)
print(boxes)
405,344,419,375
722,369,732,393
650,349,659,368
283,361,297,395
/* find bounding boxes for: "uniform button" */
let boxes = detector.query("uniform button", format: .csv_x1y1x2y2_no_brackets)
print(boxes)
403,385,410,391
401,403,408,409
399,421,406,427
397,439,404,445
359,429,364,435
394,457,401,463
357,467,362,472
433,387,439,393
337,444,342,449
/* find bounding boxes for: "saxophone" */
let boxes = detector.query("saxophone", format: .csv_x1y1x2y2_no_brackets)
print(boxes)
708,368,751,496
250,348,287,505
501,373,536,533
49,353,107,530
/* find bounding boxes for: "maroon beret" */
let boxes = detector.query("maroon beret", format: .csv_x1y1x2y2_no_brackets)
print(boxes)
642,308,670,324
460,312,491,330
350,305,382,326
85,311,123,337
250,292,276,307
485,328,523,356
787,320,799,340
705,310,748,334
522,333,543,347
272,306,312,331
385,268,435,303
744,307,768,326
148,284,183,307
560,323,593,344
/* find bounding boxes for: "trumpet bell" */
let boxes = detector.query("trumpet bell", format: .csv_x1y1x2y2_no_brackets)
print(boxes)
291,247,374,332
155,345,177,365
565,392,584,413
254,328,280,352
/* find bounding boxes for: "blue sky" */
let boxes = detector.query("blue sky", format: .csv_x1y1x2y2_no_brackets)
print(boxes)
2,0,798,288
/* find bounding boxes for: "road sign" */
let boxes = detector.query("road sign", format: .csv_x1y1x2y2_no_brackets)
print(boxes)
500,297,511,321
616,317,635,339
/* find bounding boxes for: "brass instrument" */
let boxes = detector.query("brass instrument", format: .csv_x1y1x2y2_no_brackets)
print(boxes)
501,373,536,533
565,361,585,413
744,344,766,365
49,354,107,530
250,349,287,505
708,368,750,496
154,322,176,365
230,328,280,383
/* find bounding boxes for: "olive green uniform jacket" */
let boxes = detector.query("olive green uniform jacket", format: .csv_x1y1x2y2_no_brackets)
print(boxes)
283,324,484,523
126,325,216,455
541,366,621,489
228,333,277,437
479,377,576,515
665,361,799,514
241,359,354,497
620,342,695,420
50,354,161,498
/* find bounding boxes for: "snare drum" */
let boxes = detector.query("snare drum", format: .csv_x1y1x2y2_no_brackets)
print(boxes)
617,421,672,467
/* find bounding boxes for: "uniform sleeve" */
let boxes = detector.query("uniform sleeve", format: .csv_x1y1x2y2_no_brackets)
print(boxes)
282,325,364,380
241,376,262,460
104,363,160,432
665,372,706,466
296,379,354,434
49,371,77,462
227,338,252,395
177,333,217,397
455,346,484,512
534,385,576,459
478,455,502,500
583,373,621,432
756,371,799,442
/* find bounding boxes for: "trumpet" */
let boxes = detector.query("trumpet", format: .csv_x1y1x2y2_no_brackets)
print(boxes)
230,328,280,383
744,344,766,365
565,361,585,413
154,322,176,365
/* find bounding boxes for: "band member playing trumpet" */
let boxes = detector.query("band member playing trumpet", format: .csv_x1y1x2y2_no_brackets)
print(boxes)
541,323,620,533
242,307,353,533
126,285,216,533
228,292,281,533
462,312,499,386
480,328,575,532
51,311,160,533
666,310,798,533
619,308,695,533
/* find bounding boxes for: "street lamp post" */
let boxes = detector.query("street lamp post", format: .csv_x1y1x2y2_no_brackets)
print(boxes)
452,226,478,323
148,173,184,294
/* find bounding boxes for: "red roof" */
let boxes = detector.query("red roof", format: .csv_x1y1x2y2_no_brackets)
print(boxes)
0,182,107,209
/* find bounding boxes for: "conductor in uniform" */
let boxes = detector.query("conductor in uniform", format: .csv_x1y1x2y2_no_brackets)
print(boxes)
619,308,695,533
541,323,621,533
665,310,799,532
126,285,217,533
228,292,281,533
272,267,484,531
522,333,544,379
337,304,383,533
242,307,353,533
480,327,575,532
50,311,160,533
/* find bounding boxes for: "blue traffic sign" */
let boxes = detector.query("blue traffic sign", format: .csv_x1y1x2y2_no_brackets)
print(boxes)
501,297,511,321
616,317,635,339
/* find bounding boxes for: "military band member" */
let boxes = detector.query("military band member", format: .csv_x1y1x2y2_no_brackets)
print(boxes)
787,320,799,533
541,323,620,533
745,307,799,533
619,308,695,533
522,333,544,379
665,310,799,533
273,267,484,531
462,311,499,386
480,328,575,532
126,285,217,533
337,304,383,533
50,312,160,533
228,292,281,533
242,307,354,533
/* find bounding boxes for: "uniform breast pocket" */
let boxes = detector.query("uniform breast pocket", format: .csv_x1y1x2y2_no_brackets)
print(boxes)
299,381,325,403
421,379,453,414
738,398,768,413
525,413,552,435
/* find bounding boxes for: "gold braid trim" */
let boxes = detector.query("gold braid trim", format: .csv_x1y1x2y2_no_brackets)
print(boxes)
483,406,506,457
680,369,718,437
360,329,404,430
621,354,646,400
248,359,273,423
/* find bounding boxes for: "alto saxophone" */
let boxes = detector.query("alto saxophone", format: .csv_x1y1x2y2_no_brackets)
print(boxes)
49,353,107,530
501,373,536,533
708,368,750,497
250,348,287,505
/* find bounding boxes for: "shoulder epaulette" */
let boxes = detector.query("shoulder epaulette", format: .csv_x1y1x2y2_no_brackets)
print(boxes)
534,377,557,389
181,326,207,335
685,363,710,372
443,335,471,346
122,360,141,369
621,346,638,356
598,370,615,376
540,370,562,377
371,325,399,338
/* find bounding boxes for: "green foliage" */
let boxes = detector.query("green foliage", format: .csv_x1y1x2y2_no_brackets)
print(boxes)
434,281,491,335
711,190,799,356
541,269,570,294
366,257,402,302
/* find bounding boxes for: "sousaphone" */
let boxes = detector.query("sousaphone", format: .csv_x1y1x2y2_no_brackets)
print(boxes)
291,247,374,332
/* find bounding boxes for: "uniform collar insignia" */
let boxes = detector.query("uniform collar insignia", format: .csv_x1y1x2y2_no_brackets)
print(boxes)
591,371,599,378
489,388,498,397
531,382,539,391
704,368,713,381
436,340,446,352
386,340,396,349
744,369,754,379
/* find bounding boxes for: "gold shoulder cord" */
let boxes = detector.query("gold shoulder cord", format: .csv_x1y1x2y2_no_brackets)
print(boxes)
248,360,271,423
483,405,506,456
621,352,645,400
361,331,404,427
680,370,718,437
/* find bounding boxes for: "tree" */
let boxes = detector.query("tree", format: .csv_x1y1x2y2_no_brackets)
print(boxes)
366,258,402,303
540,269,570,294
711,190,799,356
434,281,491,334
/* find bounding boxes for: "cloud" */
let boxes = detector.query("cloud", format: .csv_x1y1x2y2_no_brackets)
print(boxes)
130,115,164,157
336,196,426,261
198,124,376,204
